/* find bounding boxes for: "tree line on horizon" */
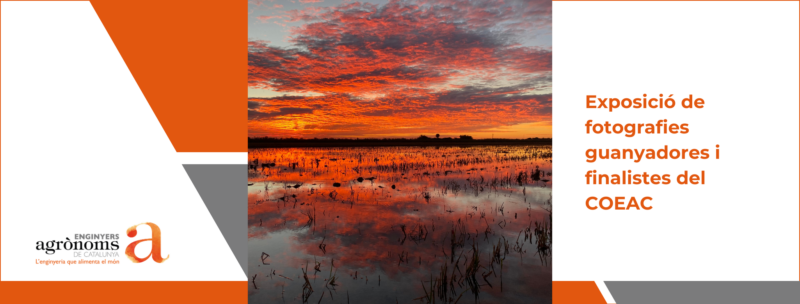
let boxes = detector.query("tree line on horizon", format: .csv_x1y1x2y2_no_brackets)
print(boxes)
248,135,552,142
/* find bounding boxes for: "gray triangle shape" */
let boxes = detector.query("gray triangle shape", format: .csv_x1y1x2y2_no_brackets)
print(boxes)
183,164,247,275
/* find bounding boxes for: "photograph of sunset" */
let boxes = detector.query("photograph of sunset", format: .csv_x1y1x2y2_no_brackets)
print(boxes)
248,0,552,303
248,0,551,139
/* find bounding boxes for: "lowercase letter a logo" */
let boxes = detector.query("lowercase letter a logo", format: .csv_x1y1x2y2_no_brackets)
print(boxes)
125,222,169,263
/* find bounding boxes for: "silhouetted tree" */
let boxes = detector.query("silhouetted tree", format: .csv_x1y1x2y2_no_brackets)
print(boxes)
418,135,430,140
459,135,474,140
436,134,440,139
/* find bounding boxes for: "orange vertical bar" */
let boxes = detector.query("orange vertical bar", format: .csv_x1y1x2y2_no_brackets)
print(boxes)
1,0,4,280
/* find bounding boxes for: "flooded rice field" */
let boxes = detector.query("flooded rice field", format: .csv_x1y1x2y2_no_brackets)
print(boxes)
248,145,552,303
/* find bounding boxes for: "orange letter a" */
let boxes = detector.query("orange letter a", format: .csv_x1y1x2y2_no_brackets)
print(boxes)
125,222,169,263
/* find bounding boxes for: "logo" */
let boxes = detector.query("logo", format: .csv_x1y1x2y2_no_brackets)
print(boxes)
34,222,168,266
35,235,120,255
125,222,169,263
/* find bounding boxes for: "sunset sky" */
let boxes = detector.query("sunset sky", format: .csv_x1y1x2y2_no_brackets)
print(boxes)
248,0,552,139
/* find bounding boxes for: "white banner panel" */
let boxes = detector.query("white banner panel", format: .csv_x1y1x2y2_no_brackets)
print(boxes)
554,1,800,281
1,1,244,281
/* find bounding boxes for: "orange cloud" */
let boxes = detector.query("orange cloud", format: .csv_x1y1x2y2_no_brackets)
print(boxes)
249,0,552,138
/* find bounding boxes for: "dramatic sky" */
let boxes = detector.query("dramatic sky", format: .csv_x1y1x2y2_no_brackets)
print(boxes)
248,0,552,138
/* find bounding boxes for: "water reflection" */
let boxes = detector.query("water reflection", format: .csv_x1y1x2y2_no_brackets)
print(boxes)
248,145,552,303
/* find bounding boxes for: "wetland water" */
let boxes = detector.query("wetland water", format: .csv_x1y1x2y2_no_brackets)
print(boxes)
248,145,552,303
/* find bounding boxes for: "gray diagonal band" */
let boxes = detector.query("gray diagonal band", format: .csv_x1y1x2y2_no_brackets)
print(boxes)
183,164,247,275
606,281,800,304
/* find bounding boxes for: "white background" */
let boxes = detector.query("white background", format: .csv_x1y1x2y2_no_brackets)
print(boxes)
554,2,800,281
1,1,244,281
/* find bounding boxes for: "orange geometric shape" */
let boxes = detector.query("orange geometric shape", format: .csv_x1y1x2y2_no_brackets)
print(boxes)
91,0,246,152
554,281,607,304
0,281,246,303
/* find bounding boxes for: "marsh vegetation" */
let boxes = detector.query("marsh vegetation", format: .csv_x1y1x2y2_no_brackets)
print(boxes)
248,145,552,303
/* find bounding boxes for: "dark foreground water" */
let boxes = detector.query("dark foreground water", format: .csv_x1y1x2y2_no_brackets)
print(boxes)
248,145,552,303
